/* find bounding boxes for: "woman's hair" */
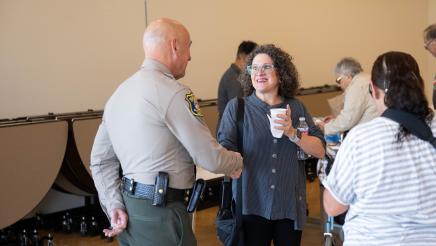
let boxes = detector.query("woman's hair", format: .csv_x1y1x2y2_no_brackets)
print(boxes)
335,57,363,77
240,44,300,98
371,51,433,140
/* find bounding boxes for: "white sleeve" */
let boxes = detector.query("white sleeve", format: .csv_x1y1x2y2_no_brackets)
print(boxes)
323,133,357,205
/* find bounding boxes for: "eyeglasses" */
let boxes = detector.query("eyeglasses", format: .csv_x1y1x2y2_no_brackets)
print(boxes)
335,76,342,84
424,39,435,50
368,83,373,96
247,64,275,75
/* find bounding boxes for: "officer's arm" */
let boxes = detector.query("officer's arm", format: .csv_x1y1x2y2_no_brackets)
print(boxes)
165,90,242,176
90,119,125,218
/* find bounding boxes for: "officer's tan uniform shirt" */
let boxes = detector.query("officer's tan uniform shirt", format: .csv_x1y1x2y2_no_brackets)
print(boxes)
90,59,242,215
324,73,378,135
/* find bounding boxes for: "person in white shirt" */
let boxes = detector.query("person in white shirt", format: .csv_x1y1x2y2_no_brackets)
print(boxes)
323,51,436,245
318,58,378,135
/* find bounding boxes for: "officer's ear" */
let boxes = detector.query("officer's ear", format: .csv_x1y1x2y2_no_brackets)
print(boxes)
170,38,179,57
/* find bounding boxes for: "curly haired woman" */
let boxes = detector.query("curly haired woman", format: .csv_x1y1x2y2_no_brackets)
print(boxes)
218,44,325,246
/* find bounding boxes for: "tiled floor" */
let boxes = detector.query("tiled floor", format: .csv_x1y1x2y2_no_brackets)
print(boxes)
49,179,323,245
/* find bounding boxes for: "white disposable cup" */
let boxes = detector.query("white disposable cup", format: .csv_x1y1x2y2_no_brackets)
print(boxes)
269,108,287,138
270,108,287,119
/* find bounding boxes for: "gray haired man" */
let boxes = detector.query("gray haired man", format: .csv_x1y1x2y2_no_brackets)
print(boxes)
317,57,378,135
424,23,436,109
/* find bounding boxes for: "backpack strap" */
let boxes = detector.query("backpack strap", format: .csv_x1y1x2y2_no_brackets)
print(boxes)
382,108,436,149
236,97,245,152
235,97,244,228
223,97,244,184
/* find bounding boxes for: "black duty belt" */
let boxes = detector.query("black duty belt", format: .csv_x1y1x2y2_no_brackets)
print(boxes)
122,177,189,203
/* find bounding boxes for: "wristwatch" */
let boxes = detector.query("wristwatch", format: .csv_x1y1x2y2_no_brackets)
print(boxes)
289,129,302,143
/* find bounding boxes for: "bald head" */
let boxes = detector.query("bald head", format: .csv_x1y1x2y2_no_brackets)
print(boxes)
143,18,192,79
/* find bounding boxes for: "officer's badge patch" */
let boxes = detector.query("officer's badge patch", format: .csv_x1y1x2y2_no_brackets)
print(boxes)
185,92,204,117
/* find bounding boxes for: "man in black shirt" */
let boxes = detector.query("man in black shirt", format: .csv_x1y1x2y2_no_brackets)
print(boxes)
217,41,257,123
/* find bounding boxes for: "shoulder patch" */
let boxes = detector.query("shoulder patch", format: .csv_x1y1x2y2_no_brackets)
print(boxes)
185,92,204,117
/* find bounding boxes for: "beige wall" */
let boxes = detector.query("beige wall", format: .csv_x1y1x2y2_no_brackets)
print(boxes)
0,0,146,118
147,0,429,98
1,0,434,118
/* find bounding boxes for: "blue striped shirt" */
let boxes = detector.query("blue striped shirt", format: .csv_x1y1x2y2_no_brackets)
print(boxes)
324,116,436,245
218,93,324,230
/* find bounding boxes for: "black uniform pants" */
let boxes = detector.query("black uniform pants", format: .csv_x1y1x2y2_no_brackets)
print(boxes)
242,214,302,246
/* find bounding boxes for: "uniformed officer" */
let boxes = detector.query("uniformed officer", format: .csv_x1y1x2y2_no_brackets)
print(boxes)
90,18,243,246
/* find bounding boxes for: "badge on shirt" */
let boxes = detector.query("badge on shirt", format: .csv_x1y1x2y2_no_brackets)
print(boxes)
185,91,204,117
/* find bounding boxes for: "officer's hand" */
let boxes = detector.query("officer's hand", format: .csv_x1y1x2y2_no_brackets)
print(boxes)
230,167,243,179
103,208,128,237
228,150,243,179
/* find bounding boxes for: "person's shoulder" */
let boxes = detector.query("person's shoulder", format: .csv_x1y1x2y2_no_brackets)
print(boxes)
284,97,302,105
147,69,187,94
220,97,240,120
354,73,370,81
285,97,306,111
140,60,181,87
226,97,239,110
140,67,193,104
347,117,387,137
345,73,371,95
358,116,390,128
218,65,233,87
220,64,233,75
350,73,370,87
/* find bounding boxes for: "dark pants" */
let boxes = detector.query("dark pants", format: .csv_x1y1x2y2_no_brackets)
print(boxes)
242,214,302,246
118,191,197,246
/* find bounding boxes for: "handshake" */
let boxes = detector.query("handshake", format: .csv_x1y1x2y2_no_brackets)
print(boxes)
228,151,243,179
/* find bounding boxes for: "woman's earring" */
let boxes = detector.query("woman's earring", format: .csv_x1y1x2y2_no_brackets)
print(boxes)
383,80,389,93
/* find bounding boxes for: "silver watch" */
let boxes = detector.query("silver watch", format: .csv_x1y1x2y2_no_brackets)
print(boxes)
289,129,301,143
